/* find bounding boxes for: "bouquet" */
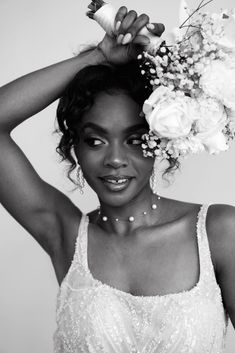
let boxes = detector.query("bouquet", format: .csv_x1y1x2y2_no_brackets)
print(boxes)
87,0,235,160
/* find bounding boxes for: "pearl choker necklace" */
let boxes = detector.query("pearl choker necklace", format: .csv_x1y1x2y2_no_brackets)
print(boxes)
98,195,161,223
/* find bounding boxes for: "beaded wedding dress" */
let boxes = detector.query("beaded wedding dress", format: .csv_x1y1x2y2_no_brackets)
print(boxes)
53,204,229,353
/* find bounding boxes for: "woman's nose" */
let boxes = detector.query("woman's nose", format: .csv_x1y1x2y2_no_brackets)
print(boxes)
103,144,128,169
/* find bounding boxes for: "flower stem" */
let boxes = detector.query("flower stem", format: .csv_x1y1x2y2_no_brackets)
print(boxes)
179,0,214,29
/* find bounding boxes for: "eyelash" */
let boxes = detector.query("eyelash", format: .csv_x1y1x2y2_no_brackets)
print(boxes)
84,136,143,147
84,138,104,147
128,137,143,145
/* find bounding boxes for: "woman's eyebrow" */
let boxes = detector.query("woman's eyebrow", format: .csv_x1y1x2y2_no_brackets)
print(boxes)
81,122,148,134
81,122,107,134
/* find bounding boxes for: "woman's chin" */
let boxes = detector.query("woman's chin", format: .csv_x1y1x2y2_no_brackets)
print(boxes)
95,178,151,208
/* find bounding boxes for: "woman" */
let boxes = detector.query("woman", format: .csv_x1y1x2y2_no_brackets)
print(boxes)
0,4,234,353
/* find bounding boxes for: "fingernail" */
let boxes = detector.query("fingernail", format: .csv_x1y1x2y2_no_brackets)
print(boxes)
122,33,132,45
142,37,150,45
146,23,155,30
115,21,121,32
158,23,165,33
117,34,124,44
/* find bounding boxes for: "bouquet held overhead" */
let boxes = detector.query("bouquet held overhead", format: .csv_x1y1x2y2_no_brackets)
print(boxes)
87,0,235,162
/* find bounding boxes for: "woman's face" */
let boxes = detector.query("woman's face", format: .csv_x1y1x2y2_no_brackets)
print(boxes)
75,91,154,207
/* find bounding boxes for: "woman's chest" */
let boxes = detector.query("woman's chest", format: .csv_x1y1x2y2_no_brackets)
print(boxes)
87,226,200,297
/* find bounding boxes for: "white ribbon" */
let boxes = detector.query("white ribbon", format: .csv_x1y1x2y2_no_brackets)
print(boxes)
93,3,162,53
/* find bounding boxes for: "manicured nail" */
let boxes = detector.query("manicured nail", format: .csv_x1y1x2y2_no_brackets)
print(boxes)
122,33,132,45
117,34,124,44
146,23,155,30
115,21,121,32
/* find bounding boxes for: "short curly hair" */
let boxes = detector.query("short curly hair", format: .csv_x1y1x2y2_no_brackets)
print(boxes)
55,52,179,188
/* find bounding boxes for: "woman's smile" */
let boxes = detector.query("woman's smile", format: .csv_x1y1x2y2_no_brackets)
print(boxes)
99,175,134,192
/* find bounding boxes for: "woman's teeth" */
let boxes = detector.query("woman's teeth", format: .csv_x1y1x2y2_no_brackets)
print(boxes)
106,179,128,184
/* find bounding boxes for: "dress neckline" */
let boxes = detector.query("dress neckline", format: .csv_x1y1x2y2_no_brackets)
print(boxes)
81,204,209,300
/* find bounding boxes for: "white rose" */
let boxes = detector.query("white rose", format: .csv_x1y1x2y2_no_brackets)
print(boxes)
193,96,228,153
143,88,194,139
142,86,171,115
199,132,229,154
200,60,235,110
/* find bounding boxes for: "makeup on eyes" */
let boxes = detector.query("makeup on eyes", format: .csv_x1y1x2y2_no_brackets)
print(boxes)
81,122,147,148
84,136,104,147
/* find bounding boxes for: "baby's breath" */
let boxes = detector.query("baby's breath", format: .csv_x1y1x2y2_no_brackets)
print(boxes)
138,1,235,160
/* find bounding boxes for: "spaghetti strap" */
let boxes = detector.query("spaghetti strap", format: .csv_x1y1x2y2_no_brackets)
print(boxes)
58,213,87,289
196,204,210,241
196,204,219,284
73,213,87,263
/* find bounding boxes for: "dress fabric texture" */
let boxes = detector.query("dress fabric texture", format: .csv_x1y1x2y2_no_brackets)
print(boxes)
53,204,229,353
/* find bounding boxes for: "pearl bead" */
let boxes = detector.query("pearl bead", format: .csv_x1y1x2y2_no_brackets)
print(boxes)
152,204,157,210
115,218,119,222
102,216,108,222
129,216,135,222
143,212,147,215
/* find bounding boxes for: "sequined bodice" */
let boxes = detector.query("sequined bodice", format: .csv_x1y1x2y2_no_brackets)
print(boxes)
54,204,229,353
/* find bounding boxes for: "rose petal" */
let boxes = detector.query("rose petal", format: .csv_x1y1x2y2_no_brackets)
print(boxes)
200,132,229,154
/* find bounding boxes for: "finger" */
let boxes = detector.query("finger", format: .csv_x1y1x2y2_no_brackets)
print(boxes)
132,34,150,46
120,13,150,44
146,23,165,37
114,6,128,34
118,10,138,35
88,3,96,11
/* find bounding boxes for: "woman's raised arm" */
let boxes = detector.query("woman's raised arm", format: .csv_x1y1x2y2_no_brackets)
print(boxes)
0,48,105,257
0,49,104,133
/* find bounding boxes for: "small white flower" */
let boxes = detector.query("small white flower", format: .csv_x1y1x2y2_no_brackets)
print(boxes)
147,140,157,149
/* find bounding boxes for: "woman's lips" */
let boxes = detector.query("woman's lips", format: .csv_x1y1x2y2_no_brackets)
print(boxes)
99,177,133,192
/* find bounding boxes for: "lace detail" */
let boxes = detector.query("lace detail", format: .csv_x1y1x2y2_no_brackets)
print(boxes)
54,204,229,353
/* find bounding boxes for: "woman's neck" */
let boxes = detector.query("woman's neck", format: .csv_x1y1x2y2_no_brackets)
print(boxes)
97,186,162,236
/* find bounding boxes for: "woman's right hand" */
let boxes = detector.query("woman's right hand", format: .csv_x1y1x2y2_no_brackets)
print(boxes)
97,6,165,65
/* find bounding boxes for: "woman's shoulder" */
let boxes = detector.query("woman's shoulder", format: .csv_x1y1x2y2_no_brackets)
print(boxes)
206,203,235,243
206,203,235,264
170,200,235,279
176,200,235,250
163,197,235,222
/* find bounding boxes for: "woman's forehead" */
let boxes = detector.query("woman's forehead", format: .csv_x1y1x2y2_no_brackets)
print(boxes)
80,91,145,129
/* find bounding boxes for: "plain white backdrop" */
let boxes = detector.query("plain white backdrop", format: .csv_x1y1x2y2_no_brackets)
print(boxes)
0,0,235,352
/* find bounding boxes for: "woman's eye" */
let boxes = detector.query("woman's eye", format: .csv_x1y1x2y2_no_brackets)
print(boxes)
84,138,104,147
128,137,143,145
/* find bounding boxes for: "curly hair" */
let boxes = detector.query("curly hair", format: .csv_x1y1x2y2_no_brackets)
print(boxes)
55,52,179,188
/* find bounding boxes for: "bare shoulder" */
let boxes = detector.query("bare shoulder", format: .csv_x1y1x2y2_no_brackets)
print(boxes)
205,203,235,272
205,203,235,321
160,197,201,220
